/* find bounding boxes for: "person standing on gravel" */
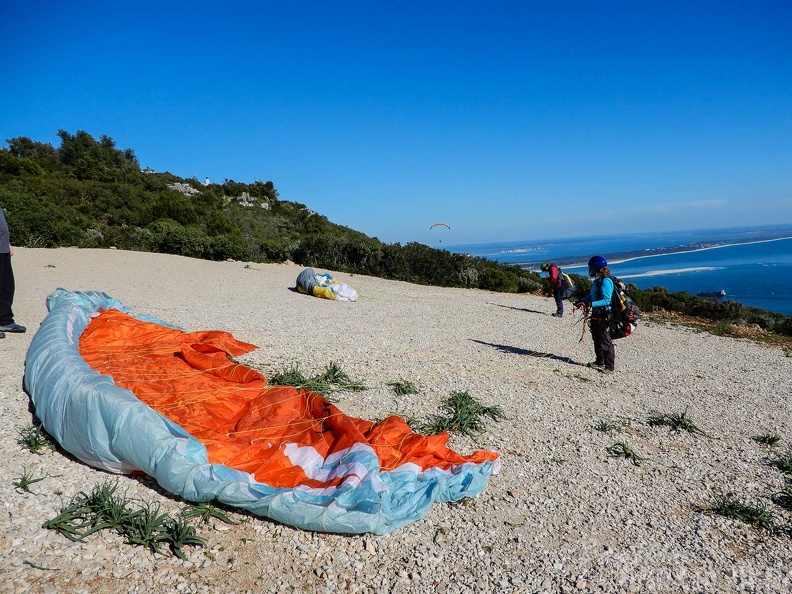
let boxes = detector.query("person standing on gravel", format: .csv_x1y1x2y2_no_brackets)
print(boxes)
0,206,26,337
573,255,614,374
540,262,565,317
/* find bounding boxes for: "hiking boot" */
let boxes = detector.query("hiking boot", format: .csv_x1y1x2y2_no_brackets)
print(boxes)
600,368,614,375
587,362,604,369
0,323,26,333
551,312,563,318
0,331,5,339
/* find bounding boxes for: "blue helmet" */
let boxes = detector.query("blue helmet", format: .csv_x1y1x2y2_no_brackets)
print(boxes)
588,255,607,276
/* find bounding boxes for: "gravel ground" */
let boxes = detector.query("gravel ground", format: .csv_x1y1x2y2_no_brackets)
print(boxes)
1,247,791,594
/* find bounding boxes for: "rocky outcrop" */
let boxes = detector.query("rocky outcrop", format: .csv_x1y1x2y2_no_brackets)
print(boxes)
166,182,200,196
223,191,270,209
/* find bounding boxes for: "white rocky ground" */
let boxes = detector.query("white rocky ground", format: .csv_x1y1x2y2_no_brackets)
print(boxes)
1,247,791,594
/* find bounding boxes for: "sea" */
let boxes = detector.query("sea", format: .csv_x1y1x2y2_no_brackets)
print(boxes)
448,224,792,316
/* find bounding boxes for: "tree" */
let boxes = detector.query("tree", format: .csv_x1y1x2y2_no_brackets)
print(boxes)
4,137,60,171
57,130,139,180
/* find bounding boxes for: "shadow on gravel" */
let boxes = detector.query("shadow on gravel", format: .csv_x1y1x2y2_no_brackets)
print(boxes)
471,339,584,366
487,301,547,316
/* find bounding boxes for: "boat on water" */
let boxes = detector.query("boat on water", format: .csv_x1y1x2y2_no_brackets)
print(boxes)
696,289,726,298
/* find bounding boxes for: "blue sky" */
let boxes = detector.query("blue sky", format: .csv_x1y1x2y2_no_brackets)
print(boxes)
2,1,790,245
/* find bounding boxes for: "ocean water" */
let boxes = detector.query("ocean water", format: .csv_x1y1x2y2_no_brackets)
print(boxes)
448,224,792,315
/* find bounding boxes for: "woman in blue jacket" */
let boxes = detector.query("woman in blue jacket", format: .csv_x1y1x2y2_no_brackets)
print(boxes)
574,256,615,373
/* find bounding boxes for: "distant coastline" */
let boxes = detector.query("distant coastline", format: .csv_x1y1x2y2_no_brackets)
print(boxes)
449,224,792,271
617,266,719,280
561,235,792,272
449,225,792,314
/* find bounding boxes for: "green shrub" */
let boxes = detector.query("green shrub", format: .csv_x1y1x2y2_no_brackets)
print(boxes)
149,219,207,258
257,238,298,263
0,151,44,176
0,189,59,247
207,234,252,261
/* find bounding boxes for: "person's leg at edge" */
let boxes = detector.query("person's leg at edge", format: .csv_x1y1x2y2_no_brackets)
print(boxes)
0,254,15,327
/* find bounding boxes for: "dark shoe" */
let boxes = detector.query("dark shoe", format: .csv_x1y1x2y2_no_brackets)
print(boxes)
600,368,614,375
0,331,5,339
0,323,26,333
587,362,604,369
551,312,563,318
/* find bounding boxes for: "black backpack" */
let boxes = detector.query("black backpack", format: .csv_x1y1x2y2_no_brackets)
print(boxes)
597,276,640,339
559,270,577,299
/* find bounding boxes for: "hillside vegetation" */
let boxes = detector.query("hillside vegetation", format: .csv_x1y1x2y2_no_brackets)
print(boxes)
1,130,790,337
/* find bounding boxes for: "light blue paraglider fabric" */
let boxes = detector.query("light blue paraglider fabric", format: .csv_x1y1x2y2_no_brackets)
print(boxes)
23,289,499,534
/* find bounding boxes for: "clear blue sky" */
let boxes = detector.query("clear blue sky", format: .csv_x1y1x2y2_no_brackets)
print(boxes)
2,1,790,245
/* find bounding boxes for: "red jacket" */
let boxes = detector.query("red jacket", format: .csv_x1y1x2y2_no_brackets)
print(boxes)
547,264,561,289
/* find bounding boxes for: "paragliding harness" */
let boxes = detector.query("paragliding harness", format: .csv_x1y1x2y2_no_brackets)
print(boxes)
595,276,640,339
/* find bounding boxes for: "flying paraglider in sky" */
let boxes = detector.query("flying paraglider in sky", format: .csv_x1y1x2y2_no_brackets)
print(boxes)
430,223,450,243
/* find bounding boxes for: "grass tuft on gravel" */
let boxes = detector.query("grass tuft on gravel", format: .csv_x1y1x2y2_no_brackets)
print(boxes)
268,362,366,398
594,419,621,433
772,483,792,511
12,467,48,493
41,480,218,559
647,409,708,437
16,425,52,455
767,450,792,474
752,433,781,447
387,379,418,396
700,493,773,528
418,391,505,437
606,441,644,466
181,502,238,525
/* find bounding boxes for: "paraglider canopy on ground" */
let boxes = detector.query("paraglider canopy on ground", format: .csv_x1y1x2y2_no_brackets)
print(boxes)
23,289,500,535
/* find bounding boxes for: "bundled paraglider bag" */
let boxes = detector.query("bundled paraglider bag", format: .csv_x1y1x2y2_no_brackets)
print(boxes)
296,268,358,301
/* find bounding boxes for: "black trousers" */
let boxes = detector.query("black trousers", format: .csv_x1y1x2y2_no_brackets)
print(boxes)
553,288,564,314
590,317,615,371
0,253,15,326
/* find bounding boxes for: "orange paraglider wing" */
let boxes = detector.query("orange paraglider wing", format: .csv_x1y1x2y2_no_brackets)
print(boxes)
24,289,500,535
